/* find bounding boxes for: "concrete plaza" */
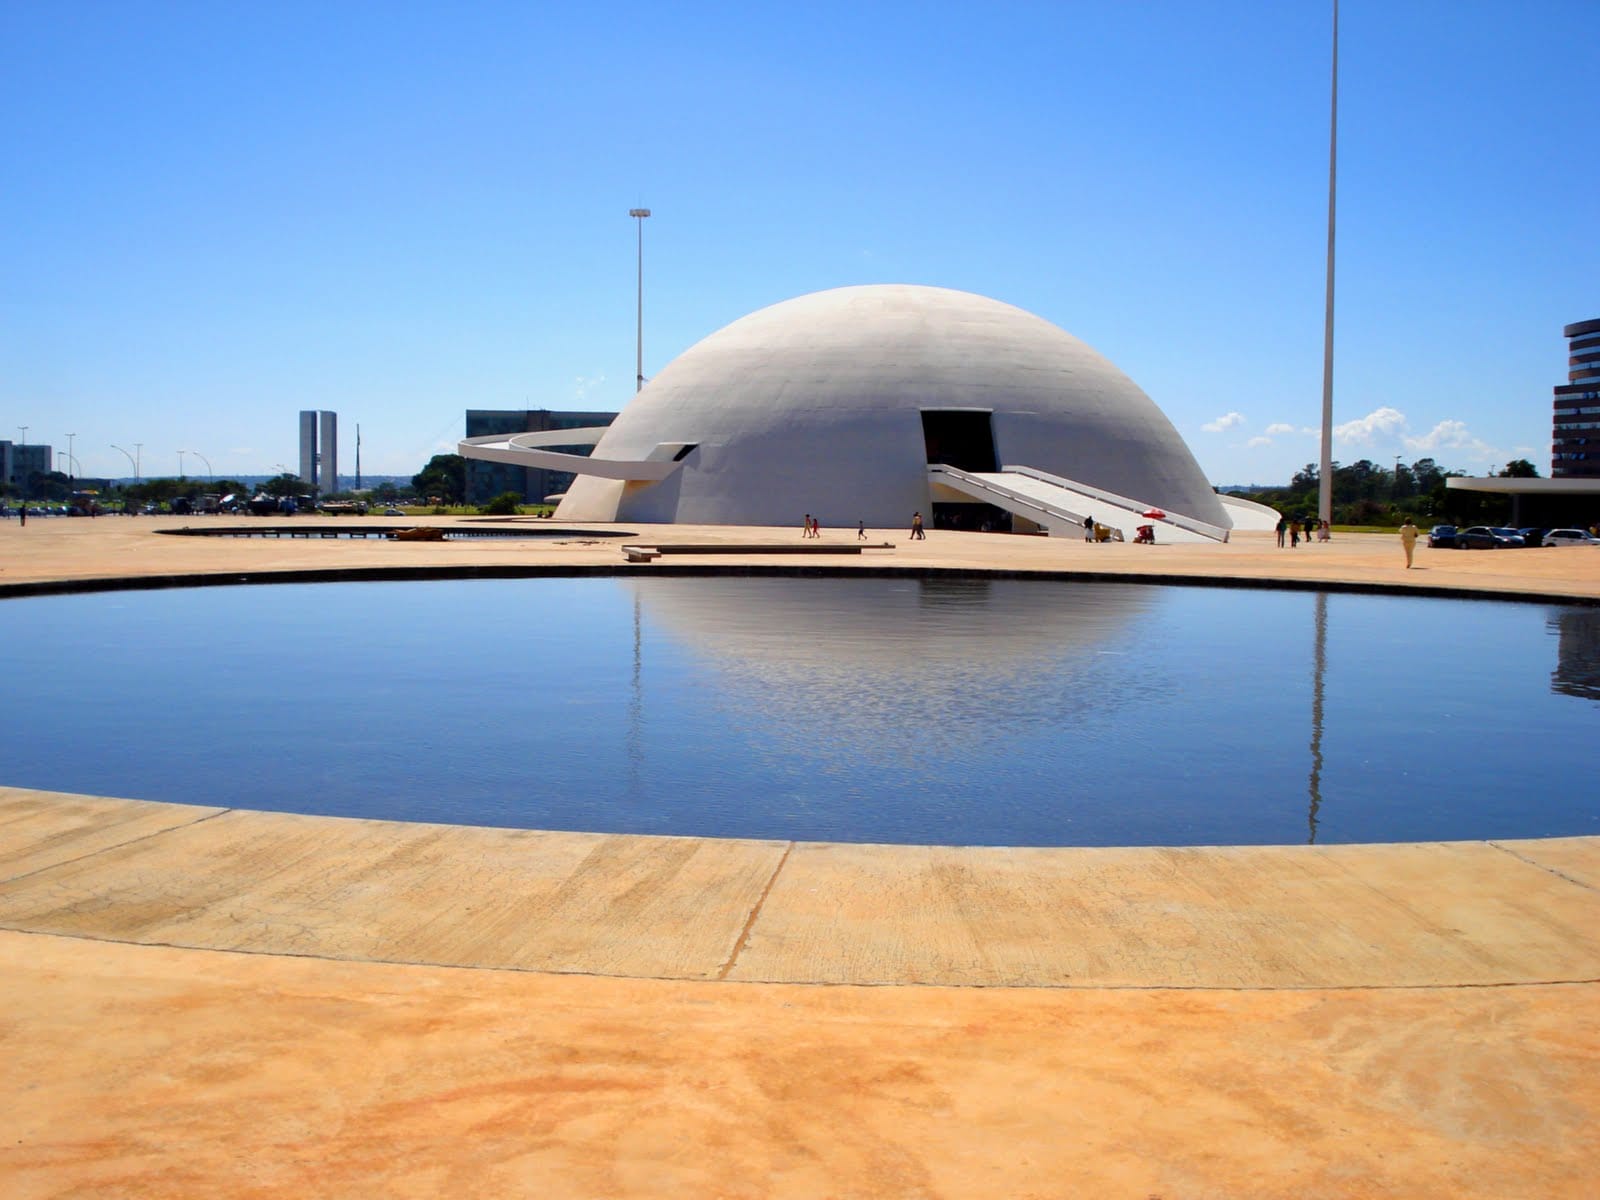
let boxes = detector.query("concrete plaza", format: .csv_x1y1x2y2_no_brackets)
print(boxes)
1,515,1597,1197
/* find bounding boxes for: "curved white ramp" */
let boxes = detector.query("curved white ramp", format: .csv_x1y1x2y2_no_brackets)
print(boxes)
930,464,1230,543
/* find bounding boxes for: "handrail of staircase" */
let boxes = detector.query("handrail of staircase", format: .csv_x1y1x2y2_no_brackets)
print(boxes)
927,465,1087,526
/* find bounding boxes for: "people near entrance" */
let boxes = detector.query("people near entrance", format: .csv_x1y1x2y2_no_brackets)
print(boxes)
1399,517,1419,568
1084,514,1095,542
910,512,925,539
1289,519,1301,548
1275,515,1286,547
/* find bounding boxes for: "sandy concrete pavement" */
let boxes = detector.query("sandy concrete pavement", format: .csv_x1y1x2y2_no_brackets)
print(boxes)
2,511,1599,601
1,515,1597,1197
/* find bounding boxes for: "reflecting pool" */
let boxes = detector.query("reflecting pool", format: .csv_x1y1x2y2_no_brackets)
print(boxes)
5,577,1596,846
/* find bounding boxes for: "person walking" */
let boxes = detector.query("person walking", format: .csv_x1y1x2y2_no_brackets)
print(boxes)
1399,517,1419,568
910,512,925,540
802,514,812,538
1275,515,1286,547
857,519,867,541
1084,514,1095,542
1289,519,1300,548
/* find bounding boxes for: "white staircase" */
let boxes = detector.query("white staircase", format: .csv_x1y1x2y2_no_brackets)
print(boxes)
928,464,1230,543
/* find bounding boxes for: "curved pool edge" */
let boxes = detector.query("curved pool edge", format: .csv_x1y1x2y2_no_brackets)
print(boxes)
2,787,1596,991
3,560,1598,607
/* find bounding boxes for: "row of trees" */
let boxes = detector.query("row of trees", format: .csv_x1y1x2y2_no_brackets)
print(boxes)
1232,458,1541,527
3,454,475,510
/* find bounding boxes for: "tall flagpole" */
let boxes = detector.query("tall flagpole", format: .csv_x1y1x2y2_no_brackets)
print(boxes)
629,208,651,391
1318,0,1339,526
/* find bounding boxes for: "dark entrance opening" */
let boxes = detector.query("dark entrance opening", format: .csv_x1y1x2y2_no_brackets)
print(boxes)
921,409,997,473
932,502,1012,532
921,410,1006,530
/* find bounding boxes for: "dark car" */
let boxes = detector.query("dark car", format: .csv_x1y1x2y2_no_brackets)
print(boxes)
1518,528,1548,549
1458,525,1523,550
1427,524,1458,548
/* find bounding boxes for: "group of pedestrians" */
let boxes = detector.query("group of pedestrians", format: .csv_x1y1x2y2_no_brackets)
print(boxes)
802,514,877,539
1275,516,1330,548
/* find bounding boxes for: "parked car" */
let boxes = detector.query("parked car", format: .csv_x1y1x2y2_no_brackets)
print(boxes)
1518,528,1549,549
1457,525,1523,549
1427,524,1458,548
1542,528,1600,547
1490,527,1527,547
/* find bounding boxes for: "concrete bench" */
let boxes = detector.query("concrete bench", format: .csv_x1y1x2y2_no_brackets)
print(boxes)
622,542,895,563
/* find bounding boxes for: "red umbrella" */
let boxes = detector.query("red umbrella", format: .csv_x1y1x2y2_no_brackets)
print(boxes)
1141,507,1167,520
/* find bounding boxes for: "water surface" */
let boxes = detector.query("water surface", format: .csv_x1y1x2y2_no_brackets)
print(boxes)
5,577,1595,846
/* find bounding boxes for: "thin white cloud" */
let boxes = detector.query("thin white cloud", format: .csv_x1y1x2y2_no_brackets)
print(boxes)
573,372,607,403
1264,423,1296,436
1402,419,1494,459
1333,406,1407,444
1246,436,1272,448
1202,411,1245,433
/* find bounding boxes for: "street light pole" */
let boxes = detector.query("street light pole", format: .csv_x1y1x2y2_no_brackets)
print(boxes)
112,445,139,479
1316,0,1338,528
177,450,186,480
190,450,213,481
629,207,651,392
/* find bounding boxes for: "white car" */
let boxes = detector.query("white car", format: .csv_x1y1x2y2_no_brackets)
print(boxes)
1542,528,1600,547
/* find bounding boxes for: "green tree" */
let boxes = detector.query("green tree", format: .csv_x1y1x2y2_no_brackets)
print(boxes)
479,491,523,516
1498,459,1539,478
29,470,72,500
1290,462,1320,492
1411,458,1444,494
1391,462,1413,500
260,472,311,498
412,454,465,504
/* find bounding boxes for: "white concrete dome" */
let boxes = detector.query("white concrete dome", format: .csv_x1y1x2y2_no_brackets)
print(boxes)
553,284,1227,531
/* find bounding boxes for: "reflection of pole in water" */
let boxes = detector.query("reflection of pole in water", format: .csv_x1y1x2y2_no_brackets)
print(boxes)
1307,591,1327,843
628,590,643,796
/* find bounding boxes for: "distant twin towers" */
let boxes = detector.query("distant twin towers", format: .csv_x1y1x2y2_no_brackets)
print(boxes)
298,410,337,494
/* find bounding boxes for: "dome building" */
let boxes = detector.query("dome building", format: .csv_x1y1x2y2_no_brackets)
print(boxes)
463,284,1243,540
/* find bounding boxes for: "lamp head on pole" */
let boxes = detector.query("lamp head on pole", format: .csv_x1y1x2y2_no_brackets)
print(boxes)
629,208,651,219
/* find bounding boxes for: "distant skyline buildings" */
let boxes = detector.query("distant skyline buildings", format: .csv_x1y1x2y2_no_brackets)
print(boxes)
298,410,338,495
1552,319,1600,479
1,439,52,493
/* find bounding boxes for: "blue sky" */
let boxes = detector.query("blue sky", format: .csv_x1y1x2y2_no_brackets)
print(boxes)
2,1,1594,485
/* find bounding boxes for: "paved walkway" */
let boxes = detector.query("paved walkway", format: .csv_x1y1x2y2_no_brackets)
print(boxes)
2,517,1598,1197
